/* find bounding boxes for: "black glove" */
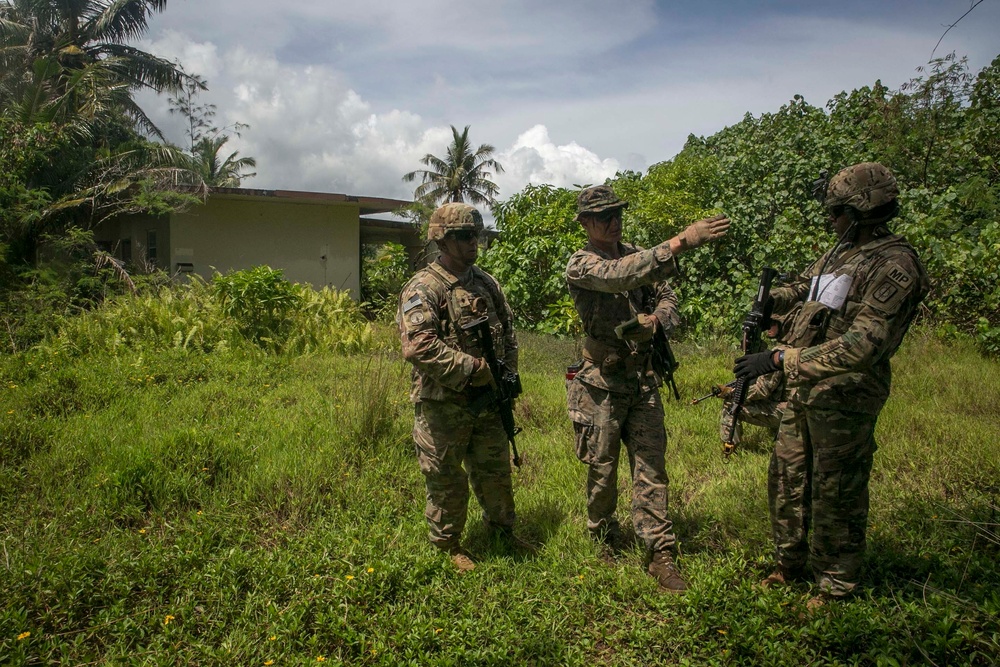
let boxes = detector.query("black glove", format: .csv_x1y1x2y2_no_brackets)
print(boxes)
733,350,781,380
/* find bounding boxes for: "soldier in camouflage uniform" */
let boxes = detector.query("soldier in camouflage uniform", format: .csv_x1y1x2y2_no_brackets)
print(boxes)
397,203,523,572
734,163,929,607
565,185,730,593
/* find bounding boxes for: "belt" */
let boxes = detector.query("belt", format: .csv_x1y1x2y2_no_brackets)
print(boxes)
582,337,652,376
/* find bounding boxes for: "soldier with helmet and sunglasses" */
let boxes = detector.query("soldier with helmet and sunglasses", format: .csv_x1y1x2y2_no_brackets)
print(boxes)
733,162,930,609
397,202,529,572
565,185,730,593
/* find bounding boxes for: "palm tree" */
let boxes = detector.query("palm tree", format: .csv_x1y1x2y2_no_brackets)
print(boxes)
403,125,505,205
0,0,184,136
192,134,256,187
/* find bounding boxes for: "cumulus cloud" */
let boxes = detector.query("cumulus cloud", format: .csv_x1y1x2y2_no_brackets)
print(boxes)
496,125,620,195
139,34,624,203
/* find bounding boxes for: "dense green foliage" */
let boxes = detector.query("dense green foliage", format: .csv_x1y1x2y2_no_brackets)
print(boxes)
360,241,411,320
1,318,997,664
483,54,1000,354
479,184,584,336
37,266,375,356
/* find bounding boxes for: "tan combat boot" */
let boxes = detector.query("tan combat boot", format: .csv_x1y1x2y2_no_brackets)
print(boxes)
647,551,687,594
449,550,475,573
760,569,792,588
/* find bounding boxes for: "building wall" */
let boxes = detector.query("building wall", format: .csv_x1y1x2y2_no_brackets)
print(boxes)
93,213,170,269
169,198,360,294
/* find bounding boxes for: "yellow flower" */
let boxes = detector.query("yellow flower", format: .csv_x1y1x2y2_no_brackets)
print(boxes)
578,575,584,580
435,628,442,634
316,657,326,663
264,661,274,666
345,575,354,580
367,567,374,573
268,636,276,641
17,632,30,640
138,529,146,534
163,615,175,625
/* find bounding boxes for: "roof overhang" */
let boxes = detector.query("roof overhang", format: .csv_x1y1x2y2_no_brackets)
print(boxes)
182,186,411,216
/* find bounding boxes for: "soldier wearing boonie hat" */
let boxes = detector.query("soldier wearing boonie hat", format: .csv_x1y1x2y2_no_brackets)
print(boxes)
564,184,731,593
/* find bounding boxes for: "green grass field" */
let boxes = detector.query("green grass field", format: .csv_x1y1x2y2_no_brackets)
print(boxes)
1,327,998,665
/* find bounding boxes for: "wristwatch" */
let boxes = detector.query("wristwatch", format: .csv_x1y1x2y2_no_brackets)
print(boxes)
776,349,785,367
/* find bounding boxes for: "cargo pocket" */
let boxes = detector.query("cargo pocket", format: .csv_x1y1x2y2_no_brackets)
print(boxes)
413,402,447,475
567,378,600,464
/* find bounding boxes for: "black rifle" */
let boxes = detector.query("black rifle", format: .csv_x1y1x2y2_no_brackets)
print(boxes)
462,315,523,467
691,381,736,405
651,327,681,401
615,314,681,401
722,267,778,458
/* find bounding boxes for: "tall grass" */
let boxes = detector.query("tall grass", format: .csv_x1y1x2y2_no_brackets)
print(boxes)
1,321,998,665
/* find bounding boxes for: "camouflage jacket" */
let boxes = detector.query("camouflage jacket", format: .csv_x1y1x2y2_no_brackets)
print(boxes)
397,261,517,404
565,240,680,394
771,229,929,414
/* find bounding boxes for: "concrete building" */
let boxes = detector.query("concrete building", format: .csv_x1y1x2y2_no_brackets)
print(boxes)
94,187,421,297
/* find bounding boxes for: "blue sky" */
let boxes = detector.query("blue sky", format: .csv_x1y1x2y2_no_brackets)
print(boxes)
138,0,1000,203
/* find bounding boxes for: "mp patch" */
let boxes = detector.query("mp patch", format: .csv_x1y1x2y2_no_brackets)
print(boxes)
869,261,912,314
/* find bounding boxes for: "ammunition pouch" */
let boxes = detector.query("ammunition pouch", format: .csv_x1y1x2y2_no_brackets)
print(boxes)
582,336,652,377
787,300,831,348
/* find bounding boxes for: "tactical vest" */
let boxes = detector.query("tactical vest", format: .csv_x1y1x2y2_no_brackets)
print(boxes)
422,263,511,361
785,233,928,414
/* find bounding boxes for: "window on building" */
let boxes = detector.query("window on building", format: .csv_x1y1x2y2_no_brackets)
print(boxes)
146,231,157,265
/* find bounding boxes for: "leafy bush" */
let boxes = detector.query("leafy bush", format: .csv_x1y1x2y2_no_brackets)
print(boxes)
480,184,584,334
38,266,377,356
361,242,411,321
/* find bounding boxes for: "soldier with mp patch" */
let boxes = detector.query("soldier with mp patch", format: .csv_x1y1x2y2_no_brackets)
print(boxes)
733,162,929,609
397,202,530,572
565,185,730,593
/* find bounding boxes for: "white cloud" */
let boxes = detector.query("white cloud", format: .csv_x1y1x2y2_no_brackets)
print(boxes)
496,125,620,195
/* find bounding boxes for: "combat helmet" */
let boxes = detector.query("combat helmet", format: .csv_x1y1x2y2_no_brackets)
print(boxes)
427,202,484,241
824,162,899,213
575,185,629,222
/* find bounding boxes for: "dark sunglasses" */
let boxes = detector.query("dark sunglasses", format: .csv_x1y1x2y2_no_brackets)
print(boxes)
447,230,479,242
593,209,622,224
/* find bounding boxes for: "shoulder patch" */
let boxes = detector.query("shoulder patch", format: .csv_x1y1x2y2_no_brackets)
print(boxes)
402,294,423,313
408,311,426,326
867,260,914,314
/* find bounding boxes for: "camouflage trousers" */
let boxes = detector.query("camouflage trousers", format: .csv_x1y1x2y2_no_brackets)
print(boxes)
412,400,515,552
719,400,785,446
567,379,675,553
769,402,877,597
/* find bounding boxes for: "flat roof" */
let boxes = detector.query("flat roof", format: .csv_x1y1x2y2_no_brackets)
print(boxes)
190,186,412,215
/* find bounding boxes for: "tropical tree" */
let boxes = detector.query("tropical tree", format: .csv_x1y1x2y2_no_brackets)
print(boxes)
0,0,184,136
191,134,256,187
402,124,505,205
